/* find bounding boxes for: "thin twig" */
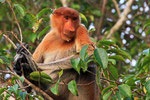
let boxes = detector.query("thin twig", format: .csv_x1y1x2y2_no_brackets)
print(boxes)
60,0,68,7
134,90,145,96
107,69,117,81
59,80,95,86
112,0,121,17
24,77,53,100
6,0,23,42
19,84,30,90
5,90,15,98
77,80,95,86
106,0,134,38
10,31,32,56
37,55,75,66
3,34,17,49
0,70,53,100
96,0,107,39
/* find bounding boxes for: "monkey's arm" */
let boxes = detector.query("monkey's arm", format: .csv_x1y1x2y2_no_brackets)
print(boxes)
75,24,95,55
32,44,44,63
37,54,77,72
13,44,37,76
38,25,95,72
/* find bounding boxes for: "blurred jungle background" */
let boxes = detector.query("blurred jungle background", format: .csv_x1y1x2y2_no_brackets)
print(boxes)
0,0,150,99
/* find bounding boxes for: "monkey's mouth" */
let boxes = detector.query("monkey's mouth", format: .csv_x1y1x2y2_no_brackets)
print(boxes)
64,33,73,38
63,33,74,42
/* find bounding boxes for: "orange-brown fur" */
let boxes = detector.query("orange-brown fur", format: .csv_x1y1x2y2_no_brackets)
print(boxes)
32,7,97,100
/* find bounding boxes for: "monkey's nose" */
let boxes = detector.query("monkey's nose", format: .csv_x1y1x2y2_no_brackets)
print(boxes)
68,27,75,32
69,30,75,33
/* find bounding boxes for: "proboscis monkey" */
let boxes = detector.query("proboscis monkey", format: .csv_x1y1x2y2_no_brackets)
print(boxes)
14,7,98,100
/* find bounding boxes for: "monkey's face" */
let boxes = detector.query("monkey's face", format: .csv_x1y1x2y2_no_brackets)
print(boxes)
52,7,80,42
61,15,79,42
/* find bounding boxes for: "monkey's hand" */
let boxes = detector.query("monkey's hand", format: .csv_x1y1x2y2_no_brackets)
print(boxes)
13,44,33,76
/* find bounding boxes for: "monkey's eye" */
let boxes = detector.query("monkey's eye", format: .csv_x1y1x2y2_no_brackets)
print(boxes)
64,16,69,20
72,17,77,21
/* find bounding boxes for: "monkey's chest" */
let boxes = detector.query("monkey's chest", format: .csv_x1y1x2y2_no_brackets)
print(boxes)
43,46,76,63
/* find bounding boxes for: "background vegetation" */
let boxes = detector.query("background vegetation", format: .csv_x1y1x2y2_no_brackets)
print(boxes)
0,0,150,99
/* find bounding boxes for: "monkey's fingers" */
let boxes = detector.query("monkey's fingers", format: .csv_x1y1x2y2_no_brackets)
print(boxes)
16,43,29,54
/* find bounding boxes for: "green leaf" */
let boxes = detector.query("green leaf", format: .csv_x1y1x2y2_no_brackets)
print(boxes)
30,71,52,83
146,29,150,35
92,10,102,17
50,80,60,95
38,25,50,39
118,84,132,97
108,49,131,60
9,84,18,94
71,4,80,10
108,65,118,80
146,93,150,100
80,59,88,72
142,55,150,66
30,33,37,43
0,58,4,64
33,95,44,100
80,45,88,60
68,80,78,96
24,13,39,32
79,13,88,24
19,91,27,100
28,95,34,100
94,48,108,69
102,85,116,96
122,75,134,82
143,22,150,30
135,54,143,68
108,59,116,65
96,70,102,90
4,93,10,100
59,70,63,78
0,88,6,95
11,76,19,84
116,92,122,100
144,80,150,93
98,40,118,48
88,28,96,33
135,25,140,32
109,55,125,62
126,76,136,86
143,48,150,56
36,8,53,19
103,91,112,100
31,71,51,80
19,76,24,83
0,56,11,64
71,58,81,74
14,4,26,17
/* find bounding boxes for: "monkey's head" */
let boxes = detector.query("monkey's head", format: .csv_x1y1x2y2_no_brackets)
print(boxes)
50,7,80,42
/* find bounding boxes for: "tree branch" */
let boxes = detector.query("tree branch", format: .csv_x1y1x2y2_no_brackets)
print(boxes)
0,70,53,100
96,0,107,39
112,0,121,17
6,0,23,42
60,0,68,7
106,0,134,39
3,34,17,49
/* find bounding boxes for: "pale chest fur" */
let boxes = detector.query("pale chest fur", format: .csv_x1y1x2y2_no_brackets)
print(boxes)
43,42,76,63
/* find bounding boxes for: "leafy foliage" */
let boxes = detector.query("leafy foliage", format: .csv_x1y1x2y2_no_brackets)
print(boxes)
0,0,150,99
